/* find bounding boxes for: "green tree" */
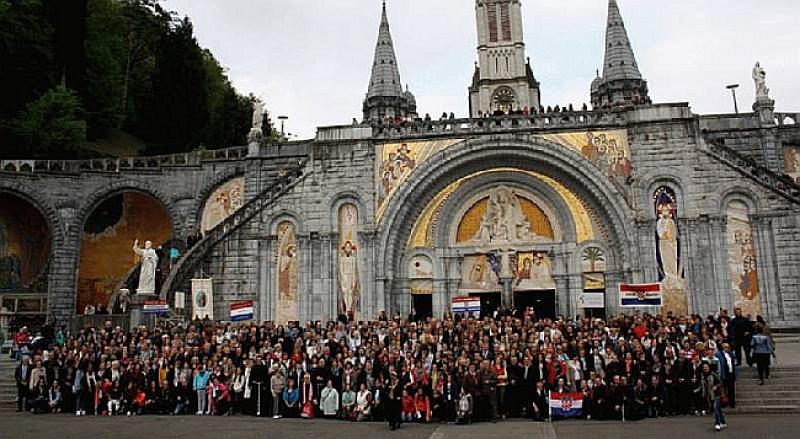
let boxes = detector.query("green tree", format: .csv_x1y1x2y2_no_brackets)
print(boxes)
10,85,87,158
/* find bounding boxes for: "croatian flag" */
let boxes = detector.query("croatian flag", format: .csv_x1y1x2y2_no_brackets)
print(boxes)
549,392,584,418
230,300,254,322
619,283,663,307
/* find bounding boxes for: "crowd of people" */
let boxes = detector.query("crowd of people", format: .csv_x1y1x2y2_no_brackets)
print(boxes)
11,307,776,432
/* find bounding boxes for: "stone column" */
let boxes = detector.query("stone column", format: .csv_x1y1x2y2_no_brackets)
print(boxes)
604,270,625,316
500,278,514,310
50,207,81,327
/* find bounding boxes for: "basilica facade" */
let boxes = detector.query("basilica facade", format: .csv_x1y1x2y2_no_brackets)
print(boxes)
1,0,799,329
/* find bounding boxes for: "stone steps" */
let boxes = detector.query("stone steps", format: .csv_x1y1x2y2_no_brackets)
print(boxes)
732,366,800,414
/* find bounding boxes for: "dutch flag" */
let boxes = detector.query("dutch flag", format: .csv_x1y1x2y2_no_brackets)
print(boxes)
230,301,254,322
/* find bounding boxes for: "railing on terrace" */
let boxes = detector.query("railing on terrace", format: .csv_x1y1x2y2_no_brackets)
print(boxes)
370,111,627,139
0,145,248,174
703,140,800,205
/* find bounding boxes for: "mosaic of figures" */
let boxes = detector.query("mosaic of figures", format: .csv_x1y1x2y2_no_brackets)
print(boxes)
275,221,299,323
200,177,244,233
408,255,434,295
459,255,500,292
514,252,556,291
0,194,51,292
338,204,361,318
654,187,688,316
726,201,762,317
784,145,800,185
375,139,464,220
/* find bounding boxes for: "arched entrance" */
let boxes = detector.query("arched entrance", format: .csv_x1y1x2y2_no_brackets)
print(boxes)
77,192,174,314
377,137,635,319
0,192,52,328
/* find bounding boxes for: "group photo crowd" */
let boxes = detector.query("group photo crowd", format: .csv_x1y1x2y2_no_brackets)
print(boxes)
11,307,776,431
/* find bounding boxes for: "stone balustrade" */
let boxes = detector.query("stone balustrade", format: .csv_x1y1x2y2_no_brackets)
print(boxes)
775,112,800,127
370,111,626,140
0,145,249,174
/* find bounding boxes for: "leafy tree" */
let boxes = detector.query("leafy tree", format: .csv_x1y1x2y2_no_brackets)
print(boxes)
10,85,87,158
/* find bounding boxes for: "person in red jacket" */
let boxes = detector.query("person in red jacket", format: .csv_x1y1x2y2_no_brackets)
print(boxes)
401,389,415,422
414,387,430,423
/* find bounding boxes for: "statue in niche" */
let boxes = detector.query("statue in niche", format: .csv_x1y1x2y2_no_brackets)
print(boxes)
132,239,158,295
752,62,770,99
471,186,541,244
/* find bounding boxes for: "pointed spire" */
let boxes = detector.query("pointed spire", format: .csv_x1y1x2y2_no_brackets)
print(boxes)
591,0,651,109
602,0,642,81
363,1,415,121
366,1,403,99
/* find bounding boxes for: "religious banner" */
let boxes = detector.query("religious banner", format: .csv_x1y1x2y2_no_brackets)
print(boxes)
191,278,214,319
726,201,762,316
338,204,360,318
174,291,186,310
275,221,299,322
619,283,663,307
653,187,688,315
514,252,556,290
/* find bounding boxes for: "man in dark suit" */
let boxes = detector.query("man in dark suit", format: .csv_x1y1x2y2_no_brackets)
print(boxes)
250,355,269,416
15,356,32,412
531,380,548,421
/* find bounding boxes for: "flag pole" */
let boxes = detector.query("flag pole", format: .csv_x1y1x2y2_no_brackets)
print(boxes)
548,390,552,423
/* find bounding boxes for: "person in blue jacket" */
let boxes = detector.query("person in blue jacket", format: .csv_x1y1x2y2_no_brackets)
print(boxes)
194,365,210,415
714,343,737,408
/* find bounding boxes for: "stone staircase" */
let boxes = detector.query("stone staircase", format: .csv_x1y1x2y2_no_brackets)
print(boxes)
702,140,800,205
0,349,17,411
728,365,800,414
159,159,310,299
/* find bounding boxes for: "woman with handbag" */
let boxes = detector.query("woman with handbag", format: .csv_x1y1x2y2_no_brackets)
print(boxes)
300,374,316,419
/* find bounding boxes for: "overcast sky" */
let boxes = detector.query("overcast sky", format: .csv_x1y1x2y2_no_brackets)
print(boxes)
165,0,800,139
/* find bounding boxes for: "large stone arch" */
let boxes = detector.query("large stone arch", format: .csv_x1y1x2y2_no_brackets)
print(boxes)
377,136,636,287
72,180,179,314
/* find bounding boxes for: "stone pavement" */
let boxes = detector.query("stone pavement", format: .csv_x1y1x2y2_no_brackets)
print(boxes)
0,414,798,439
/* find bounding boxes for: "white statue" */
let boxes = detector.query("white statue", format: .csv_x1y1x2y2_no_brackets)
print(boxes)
251,99,264,131
471,186,541,244
752,61,770,99
133,239,159,295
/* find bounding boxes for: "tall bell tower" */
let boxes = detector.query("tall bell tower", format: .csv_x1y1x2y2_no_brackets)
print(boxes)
469,0,541,117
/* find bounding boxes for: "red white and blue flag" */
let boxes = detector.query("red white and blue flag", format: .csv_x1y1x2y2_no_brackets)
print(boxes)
143,300,170,315
619,283,663,307
230,300,254,322
549,392,584,418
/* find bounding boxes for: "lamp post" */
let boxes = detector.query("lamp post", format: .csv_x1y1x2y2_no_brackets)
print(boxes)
726,84,740,114
278,115,288,136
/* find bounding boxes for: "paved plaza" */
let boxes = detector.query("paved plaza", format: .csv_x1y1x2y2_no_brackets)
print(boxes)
1,413,799,439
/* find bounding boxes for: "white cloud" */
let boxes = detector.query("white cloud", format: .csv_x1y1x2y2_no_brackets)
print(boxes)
165,0,800,138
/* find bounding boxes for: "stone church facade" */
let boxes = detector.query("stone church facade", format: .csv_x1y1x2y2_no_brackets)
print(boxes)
1,0,799,329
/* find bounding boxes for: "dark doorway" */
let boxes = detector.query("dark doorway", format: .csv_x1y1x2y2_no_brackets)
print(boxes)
469,292,501,318
514,290,556,320
412,294,433,320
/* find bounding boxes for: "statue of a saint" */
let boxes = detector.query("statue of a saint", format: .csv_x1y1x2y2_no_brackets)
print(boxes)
251,99,264,131
752,62,770,99
339,240,359,315
133,239,159,295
